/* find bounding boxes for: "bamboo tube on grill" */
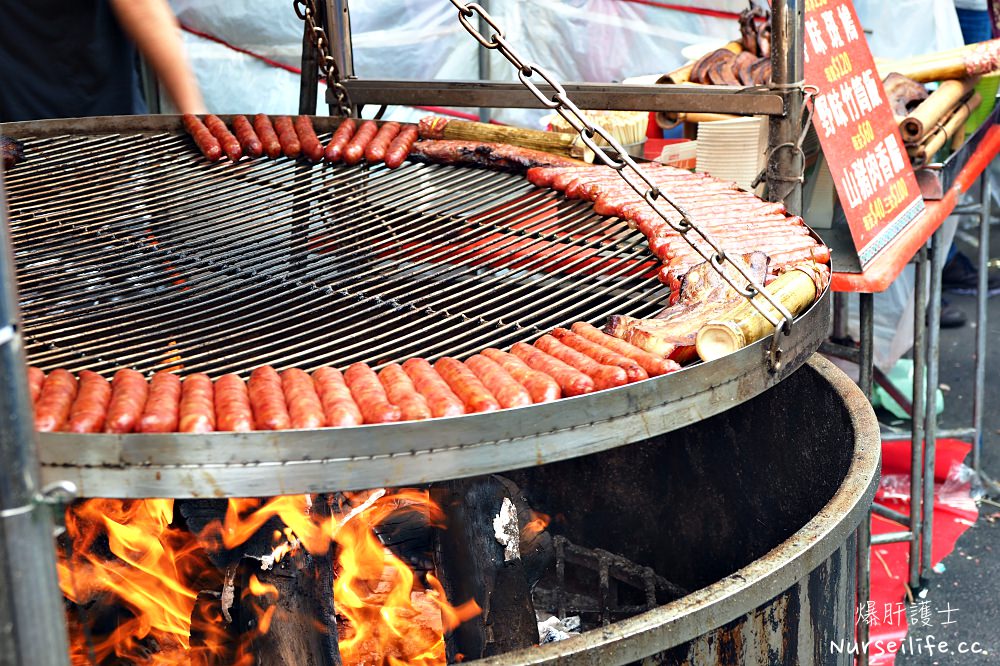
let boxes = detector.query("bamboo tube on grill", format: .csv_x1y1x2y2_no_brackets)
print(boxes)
900,78,979,143
695,267,823,362
878,39,1000,83
908,91,981,167
417,118,592,161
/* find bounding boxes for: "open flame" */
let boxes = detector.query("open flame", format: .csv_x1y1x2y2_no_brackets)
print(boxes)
58,491,481,665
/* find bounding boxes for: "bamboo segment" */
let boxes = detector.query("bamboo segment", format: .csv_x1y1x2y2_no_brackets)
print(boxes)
879,39,1000,83
900,78,979,143
695,267,821,362
417,118,592,161
908,91,981,167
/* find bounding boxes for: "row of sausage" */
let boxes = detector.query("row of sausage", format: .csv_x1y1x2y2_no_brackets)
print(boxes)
182,114,418,168
29,323,680,434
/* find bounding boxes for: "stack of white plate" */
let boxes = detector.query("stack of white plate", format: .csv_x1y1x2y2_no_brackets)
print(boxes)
695,117,768,193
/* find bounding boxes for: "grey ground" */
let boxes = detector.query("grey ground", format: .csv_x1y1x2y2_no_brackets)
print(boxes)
893,230,1000,666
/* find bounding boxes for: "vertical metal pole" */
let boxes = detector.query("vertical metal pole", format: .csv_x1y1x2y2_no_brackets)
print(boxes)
299,19,320,115
478,0,492,123
922,231,945,580
858,294,874,398
768,0,804,214
832,292,849,340
325,0,356,116
973,173,991,476
909,249,927,590
0,175,71,666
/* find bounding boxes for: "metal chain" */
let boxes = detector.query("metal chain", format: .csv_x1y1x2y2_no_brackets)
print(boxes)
447,1,795,337
293,0,352,116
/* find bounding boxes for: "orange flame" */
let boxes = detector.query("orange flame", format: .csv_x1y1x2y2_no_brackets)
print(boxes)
523,509,550,537
59,490,481,665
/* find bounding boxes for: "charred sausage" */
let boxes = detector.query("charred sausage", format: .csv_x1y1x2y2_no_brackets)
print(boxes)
384,124,419,168
343,120,378,166
364,121,400,164
178,373,215,433
34,369,78,432
433,357,501,413
480,348,561,403
312,367,363,427
550,328,648,382
272,116,302,159
232,115,264,158
253,114,283,159
294,115,324,162
138,371,182,433
248,366,291,430
401,358,466,418
182,114,223,161
214,373,255,432
534,335,628,391
464,354,532,409
569,322,679,377
324,118,357,163
27,366,44,405
204,114,243,162
344,362,401,424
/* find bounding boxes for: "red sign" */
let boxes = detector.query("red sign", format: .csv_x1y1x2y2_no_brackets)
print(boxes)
804,0,924,268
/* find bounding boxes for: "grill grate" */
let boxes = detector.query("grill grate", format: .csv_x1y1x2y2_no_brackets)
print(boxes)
5,130,668,377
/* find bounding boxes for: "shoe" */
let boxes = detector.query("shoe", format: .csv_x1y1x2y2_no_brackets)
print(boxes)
939,299,967,328
942,251,1000,294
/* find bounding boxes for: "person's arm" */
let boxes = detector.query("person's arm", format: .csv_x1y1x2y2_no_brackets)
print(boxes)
108,0,206,114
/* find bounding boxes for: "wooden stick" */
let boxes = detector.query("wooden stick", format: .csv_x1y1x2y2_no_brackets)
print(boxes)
879,39,1000,83
900,78,979,143
695,267,822,361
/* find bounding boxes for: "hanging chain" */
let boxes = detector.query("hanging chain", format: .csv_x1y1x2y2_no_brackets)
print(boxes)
293,0,352,116
447,0,797,338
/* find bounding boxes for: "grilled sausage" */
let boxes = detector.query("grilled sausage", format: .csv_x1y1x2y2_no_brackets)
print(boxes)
464,354,532,409
204,114,243,162
281,368,325,429
384,124,419,169
253,114,283,159
294,115,324,162
272,116,302,159
67,370,112,433
138,371,182,433
105,369,149,434
344,362,401,424
215,373,255,432
401,358,466,418
510,342,595,397
34,369,78,432
177,373,215,433
232,115,264,158
534,335,628,390
27,366,44,405
248,365,291,430
182,114,223,162
312,367,363,427
324,118,357,163
570,322,679,377
550,328,648,383
364,121,400,164
433,357,501,413
480,348,561,403
343,120,379,166
378,363,432,421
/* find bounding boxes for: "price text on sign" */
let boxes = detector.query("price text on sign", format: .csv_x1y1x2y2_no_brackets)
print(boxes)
804,0,924,268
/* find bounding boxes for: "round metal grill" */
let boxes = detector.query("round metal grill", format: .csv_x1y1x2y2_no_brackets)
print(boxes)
5,126,666,377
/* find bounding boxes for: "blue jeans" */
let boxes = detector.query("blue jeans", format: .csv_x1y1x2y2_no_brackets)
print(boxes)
956,8,992,44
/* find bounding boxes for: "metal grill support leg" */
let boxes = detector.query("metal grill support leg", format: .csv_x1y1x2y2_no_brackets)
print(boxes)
0,181,71,666
921,232,945,581
909,248,928,589
973,173,992,482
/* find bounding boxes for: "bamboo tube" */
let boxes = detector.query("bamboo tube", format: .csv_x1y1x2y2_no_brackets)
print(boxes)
656,41,744,85
879,39,1000,83
908,91,981,167
695,267,821,362
418,118,592,162
656,111,741,129
900,78,979,143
